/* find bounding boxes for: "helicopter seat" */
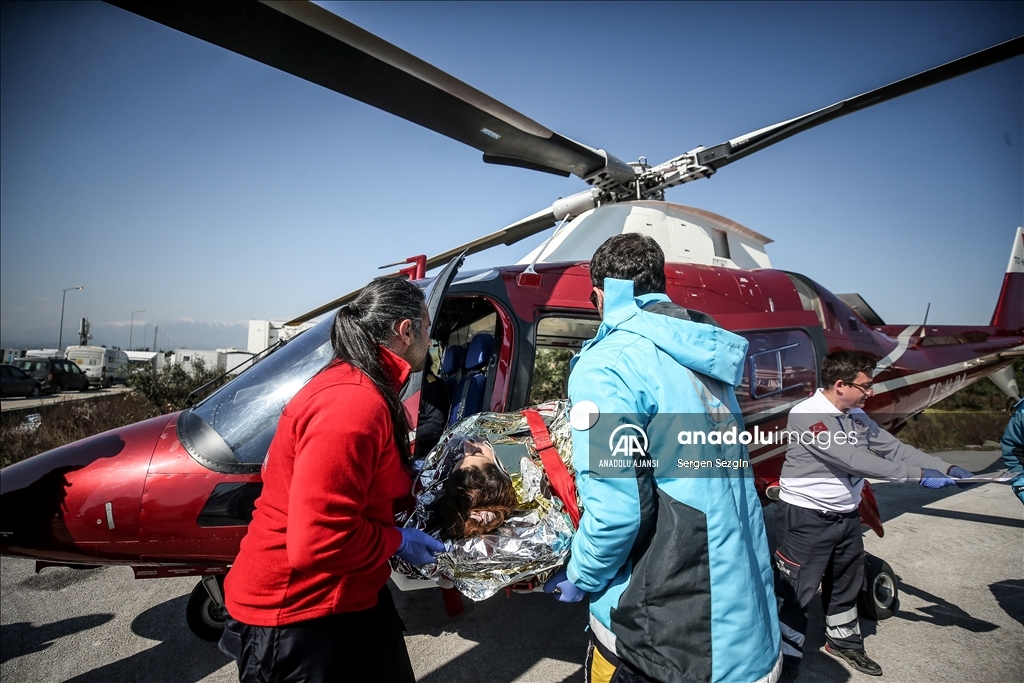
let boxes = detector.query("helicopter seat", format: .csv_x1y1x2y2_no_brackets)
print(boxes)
439,344,465,401
448,333,494,425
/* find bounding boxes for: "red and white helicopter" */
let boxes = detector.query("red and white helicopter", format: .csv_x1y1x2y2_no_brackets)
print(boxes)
1,1,1021,641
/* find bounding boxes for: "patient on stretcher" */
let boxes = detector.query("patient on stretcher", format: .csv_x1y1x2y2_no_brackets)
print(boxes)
392,400,577,600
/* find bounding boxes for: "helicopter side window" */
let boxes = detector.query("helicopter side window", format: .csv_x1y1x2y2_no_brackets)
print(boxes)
528,316,601,405
736,329,817,422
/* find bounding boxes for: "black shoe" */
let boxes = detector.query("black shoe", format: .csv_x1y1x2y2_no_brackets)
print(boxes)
824,643,882,676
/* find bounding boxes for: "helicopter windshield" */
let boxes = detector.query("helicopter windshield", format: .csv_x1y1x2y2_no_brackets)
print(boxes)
177,256,463,474
179,314,334,472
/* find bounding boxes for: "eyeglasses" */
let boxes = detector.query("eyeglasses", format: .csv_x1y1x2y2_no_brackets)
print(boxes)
844,380,874,394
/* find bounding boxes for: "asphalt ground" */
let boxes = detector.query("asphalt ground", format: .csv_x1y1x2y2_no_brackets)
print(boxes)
0,386,130,413
1,450,1020,683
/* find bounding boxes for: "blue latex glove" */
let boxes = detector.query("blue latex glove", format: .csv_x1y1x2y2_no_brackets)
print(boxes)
395,528,445,567
1012,476,1024,506
920,468,957,490
947,465,977,488
543,568,586,603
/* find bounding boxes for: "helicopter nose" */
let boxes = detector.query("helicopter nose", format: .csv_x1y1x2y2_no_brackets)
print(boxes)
0,413,174,561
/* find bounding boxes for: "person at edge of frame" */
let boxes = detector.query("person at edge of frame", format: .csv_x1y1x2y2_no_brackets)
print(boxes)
774,350,976,681
1001,395,1024,505
543,232,783,683
218,276,444,683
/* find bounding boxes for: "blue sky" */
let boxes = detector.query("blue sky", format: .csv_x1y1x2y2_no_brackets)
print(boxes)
1,1,1021,351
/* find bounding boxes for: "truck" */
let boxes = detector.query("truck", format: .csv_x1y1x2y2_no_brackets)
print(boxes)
64,346,129,388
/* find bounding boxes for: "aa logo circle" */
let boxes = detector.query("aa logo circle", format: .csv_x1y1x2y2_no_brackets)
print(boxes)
609,424,649,458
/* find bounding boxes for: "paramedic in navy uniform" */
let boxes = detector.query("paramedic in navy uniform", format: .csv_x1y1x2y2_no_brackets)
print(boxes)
774,350,975,680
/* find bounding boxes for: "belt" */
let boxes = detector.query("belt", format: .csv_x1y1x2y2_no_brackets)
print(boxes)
811,508,860,521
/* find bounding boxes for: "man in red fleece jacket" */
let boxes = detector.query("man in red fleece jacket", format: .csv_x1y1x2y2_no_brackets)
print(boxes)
220,277,444,682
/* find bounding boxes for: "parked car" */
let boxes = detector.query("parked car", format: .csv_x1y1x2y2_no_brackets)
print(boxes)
11,357,90,394
0,364,41,398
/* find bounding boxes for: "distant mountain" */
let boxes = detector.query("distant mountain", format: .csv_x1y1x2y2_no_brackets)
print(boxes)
1,320,247,353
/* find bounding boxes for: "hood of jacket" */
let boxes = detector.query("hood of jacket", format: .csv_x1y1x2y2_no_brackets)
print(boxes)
574,277,748,387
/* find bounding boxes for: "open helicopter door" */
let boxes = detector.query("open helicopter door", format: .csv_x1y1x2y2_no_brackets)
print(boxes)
393,253,467,616
401,253,466,446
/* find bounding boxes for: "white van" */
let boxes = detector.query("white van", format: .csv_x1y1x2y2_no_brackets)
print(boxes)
64,346,129,388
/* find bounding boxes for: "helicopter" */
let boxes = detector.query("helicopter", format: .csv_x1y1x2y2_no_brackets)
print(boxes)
1,1,1022,643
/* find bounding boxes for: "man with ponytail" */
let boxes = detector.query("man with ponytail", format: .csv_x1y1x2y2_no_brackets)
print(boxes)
220,276,442,682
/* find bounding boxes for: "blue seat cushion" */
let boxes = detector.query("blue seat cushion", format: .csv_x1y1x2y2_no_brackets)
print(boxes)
464,334,494,372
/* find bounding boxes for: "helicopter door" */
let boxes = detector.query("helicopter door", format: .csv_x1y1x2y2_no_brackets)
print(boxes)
402,254,465,442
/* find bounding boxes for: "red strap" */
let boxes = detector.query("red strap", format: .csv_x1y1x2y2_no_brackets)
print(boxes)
523,409,581,529
440,586,465,617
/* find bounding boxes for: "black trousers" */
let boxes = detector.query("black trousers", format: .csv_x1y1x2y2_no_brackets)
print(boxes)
219,585,415,683
773,500,864,661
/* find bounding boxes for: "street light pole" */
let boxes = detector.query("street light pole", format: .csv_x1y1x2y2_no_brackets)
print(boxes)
129,309,145,351
58,286,83,354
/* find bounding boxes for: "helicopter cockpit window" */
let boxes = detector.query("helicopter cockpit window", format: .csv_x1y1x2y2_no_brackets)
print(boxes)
785,273,827,330
178,314,334,473
736,329,817,420
528,316,600,405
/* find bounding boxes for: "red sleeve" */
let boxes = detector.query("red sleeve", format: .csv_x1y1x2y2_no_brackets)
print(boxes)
285,384,404,575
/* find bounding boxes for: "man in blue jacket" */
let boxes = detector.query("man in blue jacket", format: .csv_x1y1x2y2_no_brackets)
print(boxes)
1002,397,1024,506
545,234,781,683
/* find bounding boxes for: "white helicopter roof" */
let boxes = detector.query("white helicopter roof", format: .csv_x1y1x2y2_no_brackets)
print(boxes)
517,201,773,270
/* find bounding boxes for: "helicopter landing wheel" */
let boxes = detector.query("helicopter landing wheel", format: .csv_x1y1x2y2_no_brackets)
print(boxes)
859,554,898,621
186,575,227,642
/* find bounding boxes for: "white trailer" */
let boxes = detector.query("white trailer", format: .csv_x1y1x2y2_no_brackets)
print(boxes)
64,346,129,387
172,349,224,374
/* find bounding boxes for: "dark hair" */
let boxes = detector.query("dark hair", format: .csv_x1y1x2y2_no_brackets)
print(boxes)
435,463,517,539
821,350,877,388
590,233,666,296
330,276,426,467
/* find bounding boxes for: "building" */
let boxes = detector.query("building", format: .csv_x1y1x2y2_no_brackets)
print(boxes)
221,349,256,376
247,320,316,355
171,349,223,374
125,350,165,372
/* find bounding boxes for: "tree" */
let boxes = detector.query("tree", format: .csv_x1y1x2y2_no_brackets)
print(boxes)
125,358,228,413
528,348,575,405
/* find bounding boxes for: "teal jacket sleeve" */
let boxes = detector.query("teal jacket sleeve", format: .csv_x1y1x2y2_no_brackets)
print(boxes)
1001,402,1024,476
565,354,647,594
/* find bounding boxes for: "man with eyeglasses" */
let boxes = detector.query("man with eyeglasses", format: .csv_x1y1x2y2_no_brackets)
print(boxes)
774,350,974,681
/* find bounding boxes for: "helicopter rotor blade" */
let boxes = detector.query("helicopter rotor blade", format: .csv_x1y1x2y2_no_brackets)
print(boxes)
641,35,1024,197
106,0,619,181
285,207,556,326
421,206,557,271
699,35,1024,171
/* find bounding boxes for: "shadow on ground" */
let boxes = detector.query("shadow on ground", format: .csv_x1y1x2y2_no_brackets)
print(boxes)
989,578,1024,627
1,614,114,664
895,580,999,632
64,594,230,683
396,586,588,683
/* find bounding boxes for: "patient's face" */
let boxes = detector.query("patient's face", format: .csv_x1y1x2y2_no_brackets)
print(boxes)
453,438,503,474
